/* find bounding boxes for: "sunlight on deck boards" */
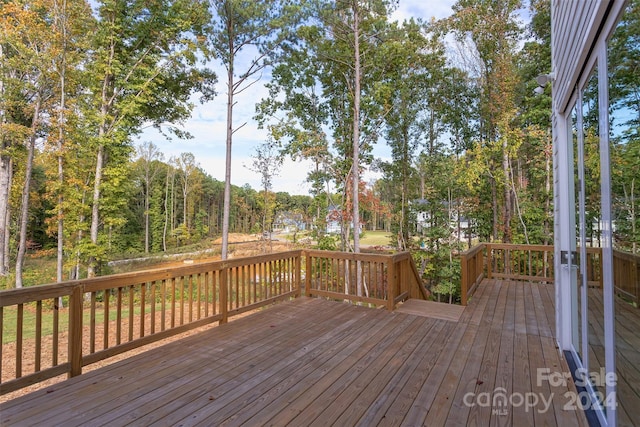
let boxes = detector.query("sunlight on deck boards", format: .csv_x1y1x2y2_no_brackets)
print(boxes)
0,282,590,426
394,299,465,322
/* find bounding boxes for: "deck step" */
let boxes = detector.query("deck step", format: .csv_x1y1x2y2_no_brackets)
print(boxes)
395,299,465,322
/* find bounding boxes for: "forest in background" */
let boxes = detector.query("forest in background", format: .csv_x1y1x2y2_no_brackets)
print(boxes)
1,0,638,301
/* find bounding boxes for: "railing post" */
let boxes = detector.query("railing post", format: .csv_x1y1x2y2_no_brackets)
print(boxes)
68,285,83,378
479,249,484,284
295,252,302,297
486,244,493,279
387,258,395,311
220,266,228,324
460,253,468,306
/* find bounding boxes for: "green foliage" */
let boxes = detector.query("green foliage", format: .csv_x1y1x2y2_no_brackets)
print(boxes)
315,234,338,251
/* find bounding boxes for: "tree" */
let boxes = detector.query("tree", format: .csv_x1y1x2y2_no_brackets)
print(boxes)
248,141,283,250
0,0,56,286
135,142,164,253
48,0,94,283
446,0,524,243
84,0,215,276
175,152,199,234
609,0,640,253
209,0,304,259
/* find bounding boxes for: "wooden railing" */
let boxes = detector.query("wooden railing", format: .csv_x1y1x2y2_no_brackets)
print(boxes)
0,251,301,395
1,249,426,395
485,243,555,284
304,250,428,311
613,249,640,306
459,244,485,306
460,243,640,307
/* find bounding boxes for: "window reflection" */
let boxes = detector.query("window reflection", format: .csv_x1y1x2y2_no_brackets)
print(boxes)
607,0,640,423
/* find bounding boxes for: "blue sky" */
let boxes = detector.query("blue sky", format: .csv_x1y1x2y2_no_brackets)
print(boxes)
137,0,459,195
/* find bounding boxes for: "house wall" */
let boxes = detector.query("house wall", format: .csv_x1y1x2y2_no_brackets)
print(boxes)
551,1,609,113
550,2,629,426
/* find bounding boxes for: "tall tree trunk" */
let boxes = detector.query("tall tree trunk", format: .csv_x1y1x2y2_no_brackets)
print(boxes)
221,52,234,260
88,143,104,278
162,165,171,252
352,6,361,256
16,97,41,288
491,176,498,241
0,43,8,276
502,138,512,243
144,179,150,253
0,155,10,276
55,0,68,283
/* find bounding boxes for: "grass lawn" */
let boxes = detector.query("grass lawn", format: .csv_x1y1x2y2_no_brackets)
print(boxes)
360,230,393,247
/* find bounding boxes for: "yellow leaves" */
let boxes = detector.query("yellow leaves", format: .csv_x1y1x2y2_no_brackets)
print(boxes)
0,123,32,149
1,0,50,42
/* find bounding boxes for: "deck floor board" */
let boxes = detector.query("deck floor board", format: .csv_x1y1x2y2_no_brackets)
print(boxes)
0,282,594,426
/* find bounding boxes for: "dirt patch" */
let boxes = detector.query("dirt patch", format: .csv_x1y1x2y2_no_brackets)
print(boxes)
212,233,259,244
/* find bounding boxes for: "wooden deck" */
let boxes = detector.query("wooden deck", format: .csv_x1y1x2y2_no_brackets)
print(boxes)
0,279,589,426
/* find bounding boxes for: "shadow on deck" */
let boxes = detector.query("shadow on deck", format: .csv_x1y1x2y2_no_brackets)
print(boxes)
0,279,589,426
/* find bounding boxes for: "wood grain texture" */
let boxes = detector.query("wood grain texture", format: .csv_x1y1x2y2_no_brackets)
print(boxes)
0,280,599,426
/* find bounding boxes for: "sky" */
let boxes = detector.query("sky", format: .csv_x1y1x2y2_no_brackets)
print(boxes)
137,1,459,195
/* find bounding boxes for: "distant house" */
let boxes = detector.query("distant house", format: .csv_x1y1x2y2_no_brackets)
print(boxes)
412,199,471,240
273,212,306,233
325,205,341,234
325,205,362,235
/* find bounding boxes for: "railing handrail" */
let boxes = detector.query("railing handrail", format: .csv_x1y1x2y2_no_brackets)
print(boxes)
1,248,429,395
0,250,303,395
460,243,640,307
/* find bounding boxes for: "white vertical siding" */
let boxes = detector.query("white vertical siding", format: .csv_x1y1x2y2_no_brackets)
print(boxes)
551,0,608,113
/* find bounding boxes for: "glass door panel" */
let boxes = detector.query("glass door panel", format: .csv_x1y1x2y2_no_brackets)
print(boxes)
608,1,640,422
581,65,607,402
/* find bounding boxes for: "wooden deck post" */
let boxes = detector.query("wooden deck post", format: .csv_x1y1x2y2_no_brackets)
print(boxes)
295,253,301,297
460,253,468,306
68,285,83,378
387,258,395,311
486,244,493,280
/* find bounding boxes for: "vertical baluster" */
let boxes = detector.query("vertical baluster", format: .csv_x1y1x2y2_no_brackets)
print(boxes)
150,280,156,334
188,275,193,323
179,276,185,326
90,292,96,354
161,279,167,331
35,300,42,372
141,282,146,337
103,290,110,350
16,304,23,378
240,266,245,307
204,272,210,317
116,287,122,345
196,274,202,320
52,298,59,366
215,270,220,316
128,285,134,341
232,267,240,308
171,277,176,328
252,263,257,303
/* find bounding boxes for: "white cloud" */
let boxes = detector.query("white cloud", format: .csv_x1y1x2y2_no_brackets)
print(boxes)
391,0,455,23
